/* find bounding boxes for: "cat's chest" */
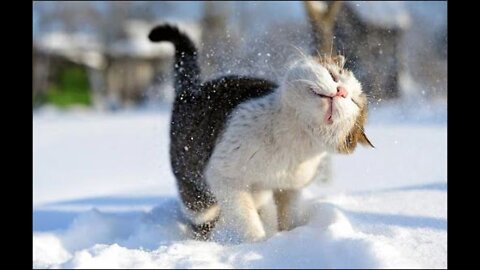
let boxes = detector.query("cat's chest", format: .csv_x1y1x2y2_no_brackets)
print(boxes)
248,148,327,190
291,152,327,185
273,151,327,189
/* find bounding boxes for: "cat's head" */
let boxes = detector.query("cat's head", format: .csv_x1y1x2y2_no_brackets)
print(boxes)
280,54,374,153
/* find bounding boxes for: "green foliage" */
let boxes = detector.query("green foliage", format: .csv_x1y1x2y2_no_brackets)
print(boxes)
45,66,92,107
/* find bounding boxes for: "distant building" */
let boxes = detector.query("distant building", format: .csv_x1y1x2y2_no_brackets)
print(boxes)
33,31,106,108
33,20,201,109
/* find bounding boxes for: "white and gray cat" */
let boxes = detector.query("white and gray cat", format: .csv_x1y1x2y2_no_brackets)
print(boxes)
149,24,373,243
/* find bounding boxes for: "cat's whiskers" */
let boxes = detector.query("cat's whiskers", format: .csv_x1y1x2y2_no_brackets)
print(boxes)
289,44,309,63
316,48,322,60
291,79,318,87
330,36,334,58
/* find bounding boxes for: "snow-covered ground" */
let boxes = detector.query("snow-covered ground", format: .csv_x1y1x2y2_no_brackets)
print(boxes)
33,100,447,269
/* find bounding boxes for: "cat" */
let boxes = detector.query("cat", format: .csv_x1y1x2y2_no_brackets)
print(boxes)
148,24,373,242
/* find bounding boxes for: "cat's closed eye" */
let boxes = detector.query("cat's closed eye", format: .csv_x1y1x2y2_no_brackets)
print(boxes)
351,98,360,108
309,86,319,95
328,70,339,82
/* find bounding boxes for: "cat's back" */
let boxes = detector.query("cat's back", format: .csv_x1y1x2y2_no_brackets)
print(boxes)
173,75,277,156
169,75,277,212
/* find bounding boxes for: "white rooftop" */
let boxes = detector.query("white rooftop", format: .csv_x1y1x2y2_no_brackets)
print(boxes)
34,20,202,68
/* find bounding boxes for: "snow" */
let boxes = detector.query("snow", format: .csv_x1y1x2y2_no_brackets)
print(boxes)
33,101,447,268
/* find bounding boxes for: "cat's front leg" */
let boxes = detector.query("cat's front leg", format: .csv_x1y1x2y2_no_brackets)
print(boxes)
216,189,266,242
252,190,278,237
274,189,304,231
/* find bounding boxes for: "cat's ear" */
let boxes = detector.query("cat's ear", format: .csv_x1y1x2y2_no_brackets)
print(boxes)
333,55,345,68
359,131,374,148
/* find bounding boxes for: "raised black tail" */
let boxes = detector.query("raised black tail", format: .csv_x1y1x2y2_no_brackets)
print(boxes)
148,24,200,99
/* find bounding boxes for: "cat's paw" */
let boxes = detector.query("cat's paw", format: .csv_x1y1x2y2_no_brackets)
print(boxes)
210,221,266,244
279,204,310,231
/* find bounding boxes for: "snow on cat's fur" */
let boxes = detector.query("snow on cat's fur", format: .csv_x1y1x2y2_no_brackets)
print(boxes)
206,55,373,242
148,24,373,243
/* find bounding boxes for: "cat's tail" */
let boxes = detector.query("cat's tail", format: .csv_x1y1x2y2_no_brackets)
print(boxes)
148,24,200,99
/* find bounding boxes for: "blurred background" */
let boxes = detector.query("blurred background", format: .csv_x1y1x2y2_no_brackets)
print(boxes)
33,4,447,267
32,0,447,211
32,1,447,111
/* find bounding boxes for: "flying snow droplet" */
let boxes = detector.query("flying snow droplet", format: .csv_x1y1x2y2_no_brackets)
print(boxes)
257,52,262,56
184,146,189,151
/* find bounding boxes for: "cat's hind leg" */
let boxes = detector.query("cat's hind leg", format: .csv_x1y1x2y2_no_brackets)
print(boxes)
274,189,305,231
181,204,220,240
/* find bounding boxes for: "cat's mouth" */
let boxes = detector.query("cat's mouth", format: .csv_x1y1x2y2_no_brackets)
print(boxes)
325,98,333,124
310,89,334,124
310,89,332,99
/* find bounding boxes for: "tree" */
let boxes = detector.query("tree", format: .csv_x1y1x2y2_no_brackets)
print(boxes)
200,2,234,78
304,1,343,55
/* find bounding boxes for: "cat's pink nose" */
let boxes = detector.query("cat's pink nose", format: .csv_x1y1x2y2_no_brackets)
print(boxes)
336,86,347,98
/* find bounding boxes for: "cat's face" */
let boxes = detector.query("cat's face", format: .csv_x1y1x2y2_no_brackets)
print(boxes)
281,55,373,153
